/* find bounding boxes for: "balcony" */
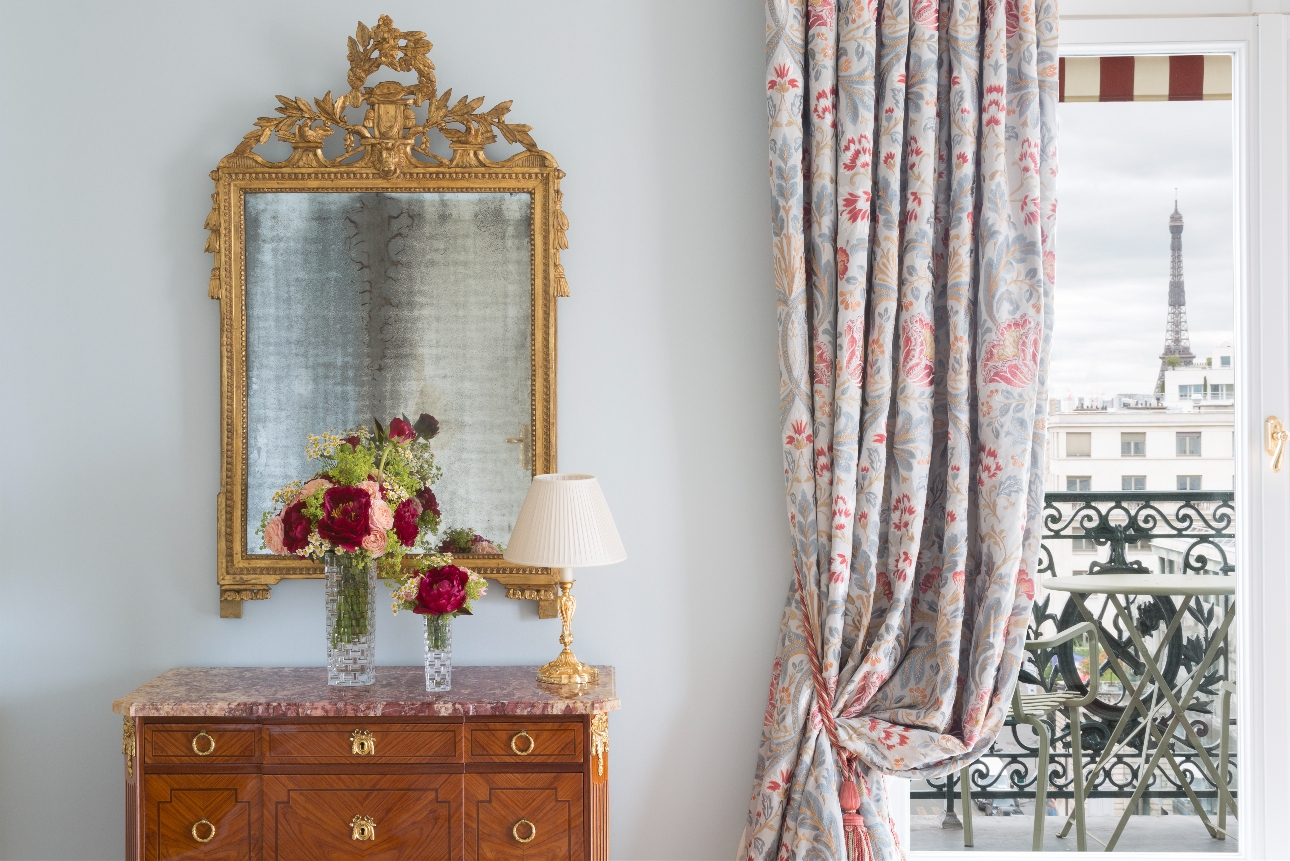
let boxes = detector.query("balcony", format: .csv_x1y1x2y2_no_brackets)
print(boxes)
911,491,1237,853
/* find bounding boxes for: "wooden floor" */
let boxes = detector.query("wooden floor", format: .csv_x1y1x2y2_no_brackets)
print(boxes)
911,814,1238,853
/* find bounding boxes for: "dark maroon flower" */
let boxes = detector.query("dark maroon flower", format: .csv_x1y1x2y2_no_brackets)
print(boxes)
344,435,361,450
416,487,440,517
280,500,312,554
413,565,469,615
414,413,439,439
317,486,371,551
388,417,416,443
393,498,423,547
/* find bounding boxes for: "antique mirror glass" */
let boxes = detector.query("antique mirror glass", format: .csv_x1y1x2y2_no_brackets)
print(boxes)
244,191,533,554
209,16,568,617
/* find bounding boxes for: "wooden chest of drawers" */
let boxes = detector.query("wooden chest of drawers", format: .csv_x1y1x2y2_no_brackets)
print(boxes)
114,667,617,860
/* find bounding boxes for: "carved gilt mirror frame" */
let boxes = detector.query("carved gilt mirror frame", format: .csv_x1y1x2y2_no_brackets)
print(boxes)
208,16,565,618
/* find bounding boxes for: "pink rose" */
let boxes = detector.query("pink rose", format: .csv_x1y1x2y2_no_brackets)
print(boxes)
361,527,388,557
295,478,332,503
264,515,287,554
369,499,394,531
356,480,382,501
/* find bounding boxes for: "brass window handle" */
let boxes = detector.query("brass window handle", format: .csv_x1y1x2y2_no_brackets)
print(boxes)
351,814,376,841
1268,416,1288,472
191,732,216,756
513,818,537,843
351,729,375,756
192,819,216,844
510,730,535,756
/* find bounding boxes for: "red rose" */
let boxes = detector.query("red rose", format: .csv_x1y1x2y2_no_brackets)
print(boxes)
416,487,440,517
393,498,423,547
280,500,312,554
388,417,416,443
317,486,371,551
413,565,470,615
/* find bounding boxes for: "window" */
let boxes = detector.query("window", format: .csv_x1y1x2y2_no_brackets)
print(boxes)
1212,383,1234,399
1121,432,1145,457
1122,475,1146,491
1221,355,1231,368
1179,384,1203,399
1177,475,1202,491
1067,432,1091,458
1177,432,1202,456
1067,476,1091,492
1073,528,1095,553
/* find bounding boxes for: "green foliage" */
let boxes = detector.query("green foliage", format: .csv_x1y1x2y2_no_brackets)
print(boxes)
329,443,376,485
302,487,326,522
443,526,476,553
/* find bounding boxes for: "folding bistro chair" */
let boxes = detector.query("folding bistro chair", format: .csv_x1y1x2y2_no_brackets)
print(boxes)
959,621,1101,851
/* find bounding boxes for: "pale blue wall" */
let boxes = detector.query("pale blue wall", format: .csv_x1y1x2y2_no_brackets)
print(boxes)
0,1,787,858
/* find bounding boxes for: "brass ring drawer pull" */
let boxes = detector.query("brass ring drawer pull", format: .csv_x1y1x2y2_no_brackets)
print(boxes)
351,729,375,756
513,818,537,843
351,814,376,841
510,730,535,756
191,732,216,756
192,819,216,843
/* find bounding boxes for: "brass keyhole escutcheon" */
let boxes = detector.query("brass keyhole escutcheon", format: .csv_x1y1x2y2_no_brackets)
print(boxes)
351,814,376,841
351,729,375,756
513,818,537,844
191,732,216,756
192,819,216,843
510,730,535,756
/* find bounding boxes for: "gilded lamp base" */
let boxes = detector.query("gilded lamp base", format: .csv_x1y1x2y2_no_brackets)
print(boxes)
537,579,598,686
537,649,599,685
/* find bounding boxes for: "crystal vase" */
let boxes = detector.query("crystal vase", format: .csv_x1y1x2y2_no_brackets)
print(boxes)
424,614,453,691
324,552,376,686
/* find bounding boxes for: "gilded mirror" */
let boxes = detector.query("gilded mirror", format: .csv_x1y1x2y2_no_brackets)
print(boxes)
209,16,568,617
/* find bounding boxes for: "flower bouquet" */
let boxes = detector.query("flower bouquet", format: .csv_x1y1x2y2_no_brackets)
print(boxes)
390,555,487,691
261,414,443,686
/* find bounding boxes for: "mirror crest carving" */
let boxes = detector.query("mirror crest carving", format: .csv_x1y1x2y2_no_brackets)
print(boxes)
208,16,564,618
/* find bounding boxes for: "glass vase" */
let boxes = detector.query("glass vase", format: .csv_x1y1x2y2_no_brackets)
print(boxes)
424,614,453,691
324,552,376,686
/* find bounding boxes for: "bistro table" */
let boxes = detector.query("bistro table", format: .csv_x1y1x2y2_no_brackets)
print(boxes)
1044,573,1236,851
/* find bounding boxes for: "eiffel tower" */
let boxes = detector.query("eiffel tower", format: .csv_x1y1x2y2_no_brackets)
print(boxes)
1157,197,1196,390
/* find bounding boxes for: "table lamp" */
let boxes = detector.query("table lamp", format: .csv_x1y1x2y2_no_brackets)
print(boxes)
504,474,625,685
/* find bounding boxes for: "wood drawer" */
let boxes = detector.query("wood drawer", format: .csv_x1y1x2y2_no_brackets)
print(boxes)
466,772,583,860
145,724,259,765
263,774,461,859
466,721,583,763
143,773,259,860
265,722,461,764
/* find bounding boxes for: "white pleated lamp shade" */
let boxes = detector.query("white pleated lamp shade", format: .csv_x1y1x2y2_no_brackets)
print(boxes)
503,474,626,569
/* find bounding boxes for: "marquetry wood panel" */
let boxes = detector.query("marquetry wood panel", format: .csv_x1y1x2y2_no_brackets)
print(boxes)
466,722,583,763
263,774,461,860
466,773,583,861
143,774,259,860
146,725,259,765
265,723,461,764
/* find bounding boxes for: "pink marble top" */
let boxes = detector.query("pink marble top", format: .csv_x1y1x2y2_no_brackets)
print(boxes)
112,666,619,718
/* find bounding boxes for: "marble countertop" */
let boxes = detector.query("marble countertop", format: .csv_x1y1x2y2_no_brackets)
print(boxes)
112,666,619,718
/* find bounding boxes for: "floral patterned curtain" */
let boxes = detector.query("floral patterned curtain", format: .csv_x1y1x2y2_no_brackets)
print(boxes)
741,1,1058,858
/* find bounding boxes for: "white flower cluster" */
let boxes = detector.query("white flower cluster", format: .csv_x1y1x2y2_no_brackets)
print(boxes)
271,480,304,506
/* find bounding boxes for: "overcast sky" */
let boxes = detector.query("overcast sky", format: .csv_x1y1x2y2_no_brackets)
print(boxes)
1049,100,1235,402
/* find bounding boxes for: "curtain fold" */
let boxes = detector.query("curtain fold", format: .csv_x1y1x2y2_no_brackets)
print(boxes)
744,1,1058,858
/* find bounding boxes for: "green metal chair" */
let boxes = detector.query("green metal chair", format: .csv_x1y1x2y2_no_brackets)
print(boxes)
959,621,1101,852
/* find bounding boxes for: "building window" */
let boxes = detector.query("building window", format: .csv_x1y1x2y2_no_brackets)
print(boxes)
1211,383,1234,399
1221,355,1231,367
1121,432,1145,457
1072,528,1095,553
1067,476,1091,492
1177,475,1202,491
1179,384,1203,399
1177,432,1202,456
1067,432,1091,458
1122,475,1146,491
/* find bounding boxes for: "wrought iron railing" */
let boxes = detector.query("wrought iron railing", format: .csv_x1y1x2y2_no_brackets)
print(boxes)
913,490,1236,808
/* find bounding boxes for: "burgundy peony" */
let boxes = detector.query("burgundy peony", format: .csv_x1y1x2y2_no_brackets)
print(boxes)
393,498,423,547
413,413,439,439
413,565,469,615
388,417,416,443
343,435,361,450
416,486,440,517
317,485,371,551
280,500,313,554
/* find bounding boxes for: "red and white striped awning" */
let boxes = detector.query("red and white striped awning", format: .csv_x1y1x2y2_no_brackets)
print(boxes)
1058,55,1232,102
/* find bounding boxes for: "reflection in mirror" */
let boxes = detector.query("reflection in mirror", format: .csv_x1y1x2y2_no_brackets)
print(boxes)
244,191,533,555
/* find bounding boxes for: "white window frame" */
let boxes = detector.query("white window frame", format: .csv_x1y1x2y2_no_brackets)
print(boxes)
903,7,1289,858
